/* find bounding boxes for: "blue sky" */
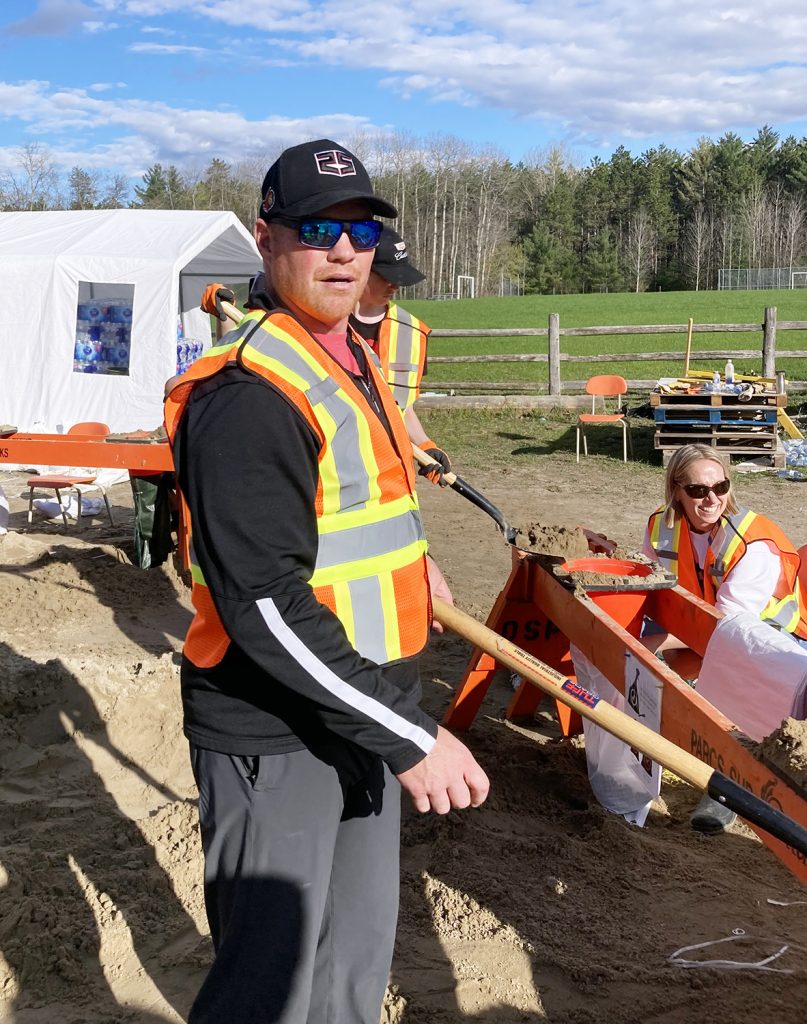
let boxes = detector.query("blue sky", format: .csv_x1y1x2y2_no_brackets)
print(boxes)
1,0,807,187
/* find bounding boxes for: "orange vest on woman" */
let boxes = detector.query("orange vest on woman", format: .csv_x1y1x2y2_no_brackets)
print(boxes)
647,506,807,639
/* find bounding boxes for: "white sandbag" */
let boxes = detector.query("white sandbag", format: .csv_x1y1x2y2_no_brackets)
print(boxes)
573,646,662,827
32,496,105,520
697,612,807,742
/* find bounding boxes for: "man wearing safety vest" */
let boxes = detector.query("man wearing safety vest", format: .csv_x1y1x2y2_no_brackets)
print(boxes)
350,226,450,485
165,139,488,1024
204,227,452,486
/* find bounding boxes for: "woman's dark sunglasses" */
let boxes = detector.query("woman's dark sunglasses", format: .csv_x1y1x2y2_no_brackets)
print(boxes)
273,216,382,250
681,480,731,499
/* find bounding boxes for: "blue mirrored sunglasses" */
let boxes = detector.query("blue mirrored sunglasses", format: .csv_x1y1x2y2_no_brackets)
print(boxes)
274,216,382,250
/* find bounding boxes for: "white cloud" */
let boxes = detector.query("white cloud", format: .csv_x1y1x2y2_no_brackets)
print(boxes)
104,0,807,146
0,79,384,176
2,0,806,179
83,19,118,31
5,0,96,36
128,41,208,54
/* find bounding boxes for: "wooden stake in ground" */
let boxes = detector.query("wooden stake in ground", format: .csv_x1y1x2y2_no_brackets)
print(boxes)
683,317,694,378
433,596,807,857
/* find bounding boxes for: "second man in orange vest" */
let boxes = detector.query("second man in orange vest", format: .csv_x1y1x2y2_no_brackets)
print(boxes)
351,226,451,484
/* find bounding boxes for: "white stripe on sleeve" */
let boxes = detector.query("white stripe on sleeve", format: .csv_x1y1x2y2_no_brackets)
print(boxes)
256,596,436,756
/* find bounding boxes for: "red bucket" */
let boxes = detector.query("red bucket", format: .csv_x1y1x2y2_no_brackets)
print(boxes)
558,558,654,636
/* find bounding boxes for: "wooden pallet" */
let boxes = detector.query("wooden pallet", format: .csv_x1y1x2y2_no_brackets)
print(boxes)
655,426,778,445
659,439,786,468
654,405,778,427
650,390,786,408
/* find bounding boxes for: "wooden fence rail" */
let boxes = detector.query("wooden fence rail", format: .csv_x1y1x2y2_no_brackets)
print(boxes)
427,305,807,395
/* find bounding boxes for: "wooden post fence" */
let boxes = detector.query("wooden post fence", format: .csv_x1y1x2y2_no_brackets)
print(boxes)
548,312,561,396
424,306,807,394
763,306,777,378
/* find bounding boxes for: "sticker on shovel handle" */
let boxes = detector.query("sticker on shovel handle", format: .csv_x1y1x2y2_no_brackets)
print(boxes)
560,679,601,710
495,638,600,709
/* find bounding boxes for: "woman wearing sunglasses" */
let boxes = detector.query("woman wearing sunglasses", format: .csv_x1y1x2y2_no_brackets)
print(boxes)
643,443,807,830
645,444,807,644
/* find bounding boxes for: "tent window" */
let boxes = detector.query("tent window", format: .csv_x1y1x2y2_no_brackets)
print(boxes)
74,282,135,376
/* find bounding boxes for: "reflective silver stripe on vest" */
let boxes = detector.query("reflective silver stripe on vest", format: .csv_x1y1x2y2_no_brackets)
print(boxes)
246,326,372,511
346,575,387,662
649,515,677,572
706,510,748,584
316,507,424,568
386,305,424,409
762,594,801,632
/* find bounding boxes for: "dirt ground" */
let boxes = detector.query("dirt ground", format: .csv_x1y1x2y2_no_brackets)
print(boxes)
1,453,807,1024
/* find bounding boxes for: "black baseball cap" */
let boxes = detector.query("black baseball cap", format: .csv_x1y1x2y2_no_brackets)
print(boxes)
371,227,426,287
259,139,397,222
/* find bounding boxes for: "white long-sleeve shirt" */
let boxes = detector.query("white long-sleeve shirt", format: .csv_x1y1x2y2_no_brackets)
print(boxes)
643,528,781,617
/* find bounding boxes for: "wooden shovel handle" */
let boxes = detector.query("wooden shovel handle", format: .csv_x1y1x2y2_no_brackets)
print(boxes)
432,597,807,855
433,597,711,790
410,443,458,485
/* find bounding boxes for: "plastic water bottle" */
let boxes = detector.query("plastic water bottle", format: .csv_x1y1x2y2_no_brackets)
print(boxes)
724,359,735,385
712,370,720,391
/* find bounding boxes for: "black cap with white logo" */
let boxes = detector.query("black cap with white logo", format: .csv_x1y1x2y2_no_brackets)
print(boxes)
258,139,397,222
371,227,426,287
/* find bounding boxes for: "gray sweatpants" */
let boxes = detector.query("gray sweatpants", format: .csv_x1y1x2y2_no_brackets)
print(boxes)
188,742,401,1024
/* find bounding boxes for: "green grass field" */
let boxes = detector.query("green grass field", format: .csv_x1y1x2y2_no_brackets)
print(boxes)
401,289,807,388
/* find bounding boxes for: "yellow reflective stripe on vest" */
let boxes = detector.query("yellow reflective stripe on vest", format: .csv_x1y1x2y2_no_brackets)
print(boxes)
385,304,425,410
317,493,419,534
314,506,425,570
310,537,427,589
708,510,755,584
649,512,680,575
245,322,383,516
761,592,801,633
329,572,405,663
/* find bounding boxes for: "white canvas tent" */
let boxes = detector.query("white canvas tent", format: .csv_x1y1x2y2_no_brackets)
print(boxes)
0,209,260,433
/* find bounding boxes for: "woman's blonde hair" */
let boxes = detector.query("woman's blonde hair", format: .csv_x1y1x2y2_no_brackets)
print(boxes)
663,443,738,528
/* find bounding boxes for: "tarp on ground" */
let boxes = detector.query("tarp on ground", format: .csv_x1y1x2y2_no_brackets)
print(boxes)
0,209,260,433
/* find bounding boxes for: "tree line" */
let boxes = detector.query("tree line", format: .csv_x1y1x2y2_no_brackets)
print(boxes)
2,126,806,297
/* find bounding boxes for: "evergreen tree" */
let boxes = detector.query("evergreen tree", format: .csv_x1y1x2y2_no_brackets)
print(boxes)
131,164,189,209
68,167,99,209
582,227,621,292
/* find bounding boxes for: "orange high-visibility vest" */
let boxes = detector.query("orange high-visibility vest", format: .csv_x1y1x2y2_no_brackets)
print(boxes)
647,506,807,638
375,304,430,411
165,309,431,669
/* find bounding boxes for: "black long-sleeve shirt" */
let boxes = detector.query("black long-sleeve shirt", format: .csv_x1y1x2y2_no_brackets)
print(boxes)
174,315,437,775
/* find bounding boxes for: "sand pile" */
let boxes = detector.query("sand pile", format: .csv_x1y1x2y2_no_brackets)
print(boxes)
759,718,807,793
2,478,807,1023
515,523,589,559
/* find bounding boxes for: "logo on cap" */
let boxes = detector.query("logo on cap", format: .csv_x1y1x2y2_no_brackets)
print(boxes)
394,241,407,261
261,187,275,214
315,149,357,177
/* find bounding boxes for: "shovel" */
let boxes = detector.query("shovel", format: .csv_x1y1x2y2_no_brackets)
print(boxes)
217,293,596,553
411,443,519,544
411,444,615,557
433,597,807,857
